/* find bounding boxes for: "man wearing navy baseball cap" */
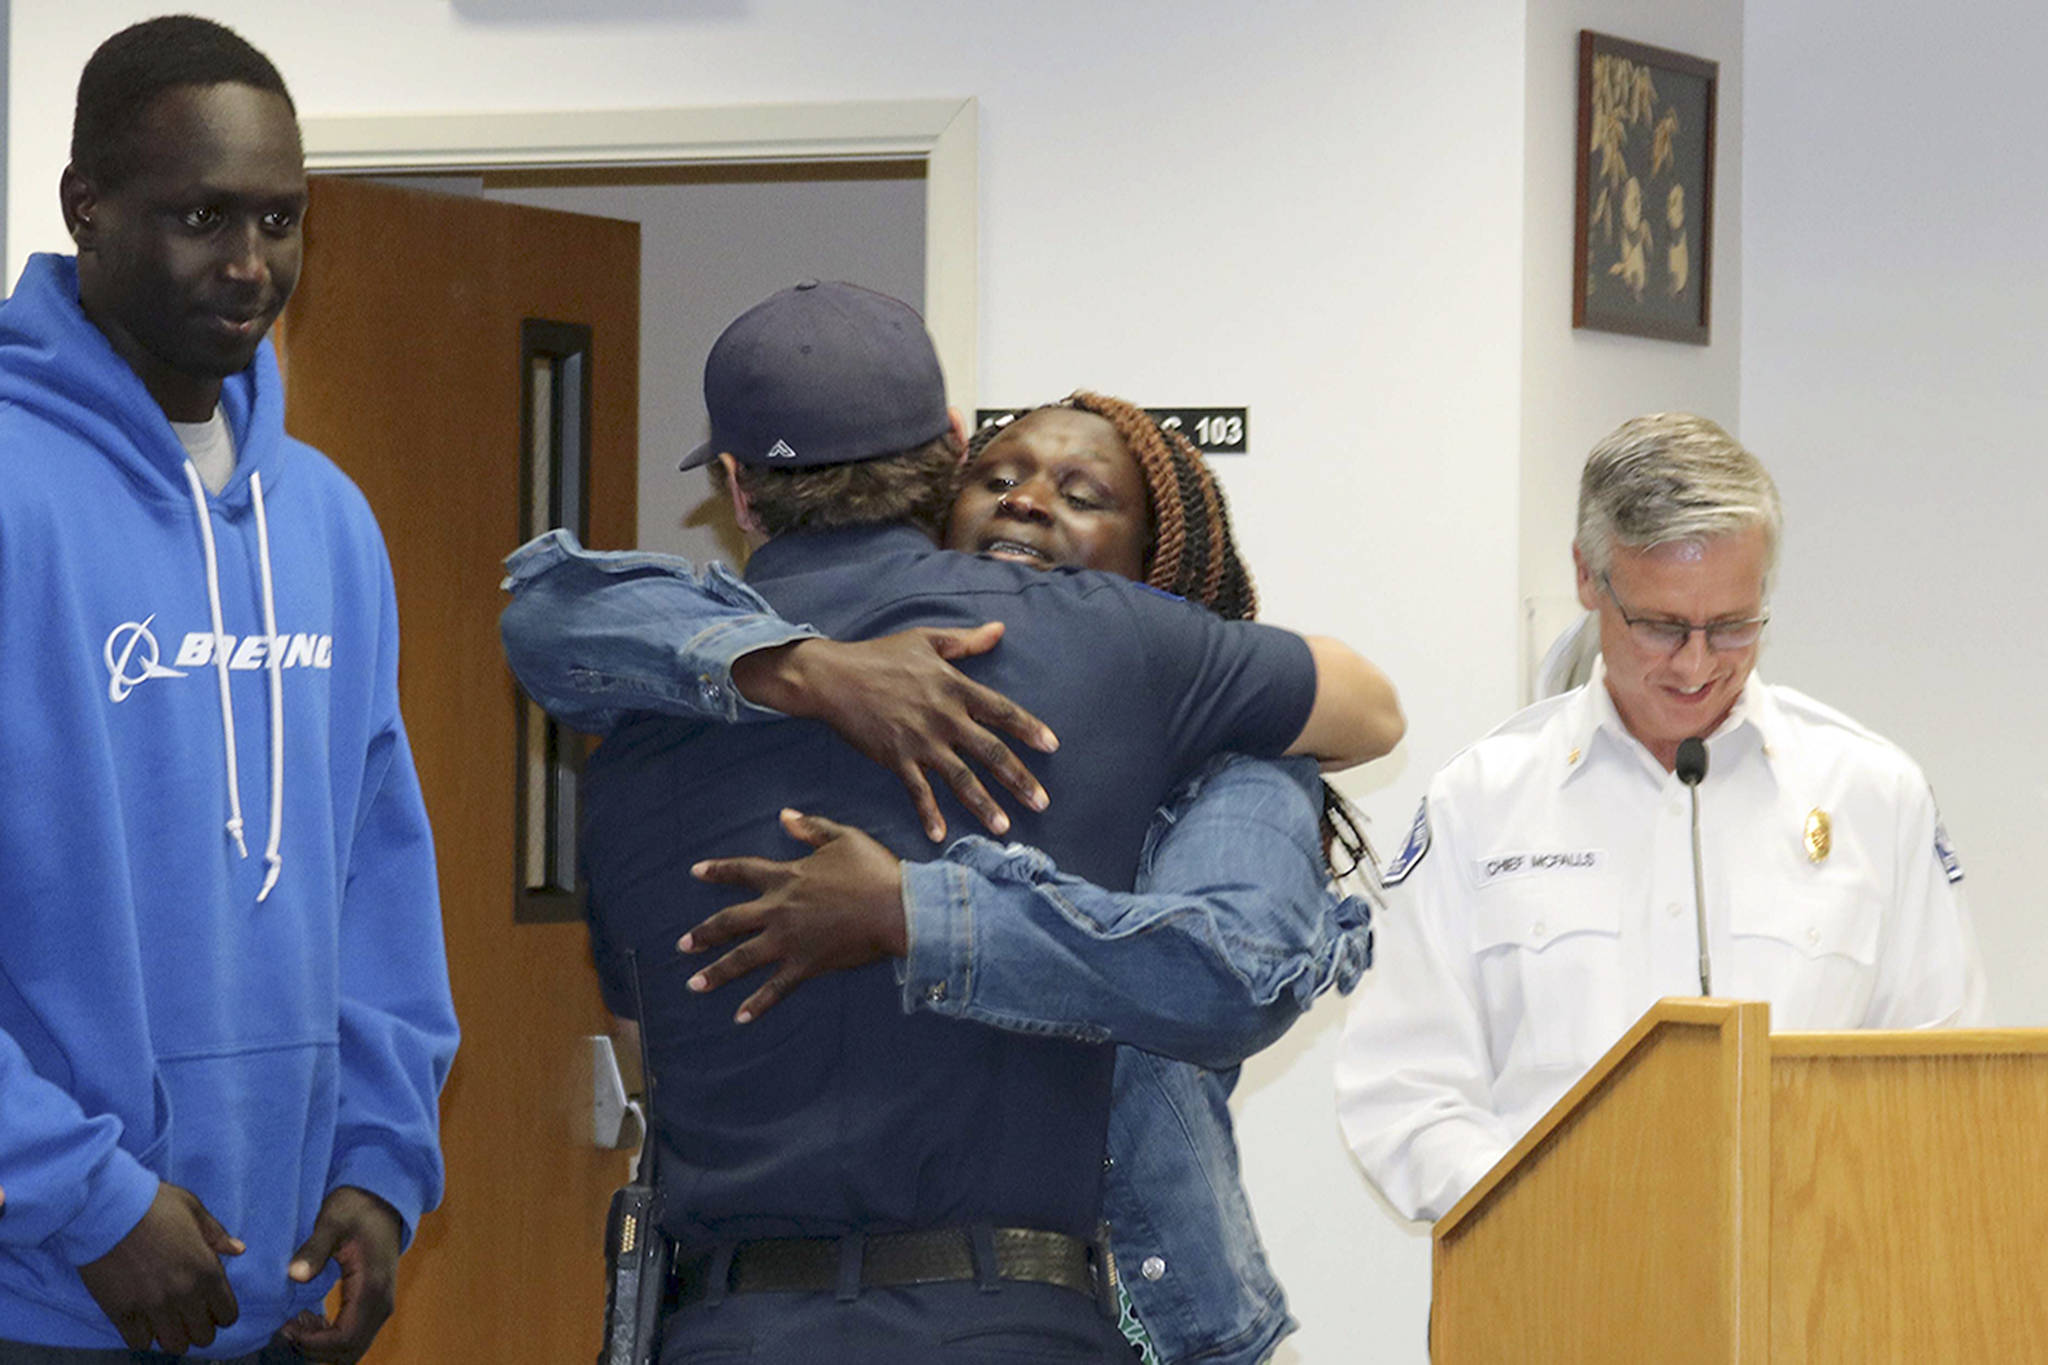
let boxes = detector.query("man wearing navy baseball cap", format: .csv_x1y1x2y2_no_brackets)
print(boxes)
537,280,1357,1361
676,278,952,473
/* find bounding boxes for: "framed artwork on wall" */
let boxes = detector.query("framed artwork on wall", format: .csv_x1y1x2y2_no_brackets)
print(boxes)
1574,30,1718,344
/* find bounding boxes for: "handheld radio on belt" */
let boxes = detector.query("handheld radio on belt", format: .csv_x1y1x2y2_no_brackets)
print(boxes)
598,951,671,1365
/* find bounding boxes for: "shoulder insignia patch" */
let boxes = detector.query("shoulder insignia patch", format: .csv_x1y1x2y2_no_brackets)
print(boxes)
1934,822,1964,885
1383,798,1432,887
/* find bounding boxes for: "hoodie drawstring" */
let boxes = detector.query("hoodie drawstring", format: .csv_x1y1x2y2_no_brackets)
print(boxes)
181,460,284,901
249,471,284,901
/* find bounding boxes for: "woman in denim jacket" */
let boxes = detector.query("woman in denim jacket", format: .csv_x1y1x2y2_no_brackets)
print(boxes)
501,392,1399,1364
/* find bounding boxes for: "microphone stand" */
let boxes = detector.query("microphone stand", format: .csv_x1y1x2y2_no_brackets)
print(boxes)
1676,737,1712,996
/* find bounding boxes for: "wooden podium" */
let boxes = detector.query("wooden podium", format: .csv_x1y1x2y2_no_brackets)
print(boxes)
1430,999,2048,1362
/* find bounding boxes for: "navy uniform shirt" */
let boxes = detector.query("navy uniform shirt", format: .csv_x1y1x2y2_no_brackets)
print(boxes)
580,523,1316,1253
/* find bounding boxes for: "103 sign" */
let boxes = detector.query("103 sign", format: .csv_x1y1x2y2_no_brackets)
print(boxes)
975,405,1250,455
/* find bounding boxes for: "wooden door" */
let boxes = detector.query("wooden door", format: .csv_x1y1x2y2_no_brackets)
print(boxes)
275,177,639,1363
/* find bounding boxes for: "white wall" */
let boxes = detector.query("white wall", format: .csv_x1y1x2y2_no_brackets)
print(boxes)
1741,0,2048,1026
1518,0,1743,687
5,4,1531,1360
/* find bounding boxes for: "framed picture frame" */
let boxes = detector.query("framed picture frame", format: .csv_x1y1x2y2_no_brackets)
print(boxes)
1574,30,1718,344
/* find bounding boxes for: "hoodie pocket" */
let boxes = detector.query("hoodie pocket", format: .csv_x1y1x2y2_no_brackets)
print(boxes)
128,1070,175,1172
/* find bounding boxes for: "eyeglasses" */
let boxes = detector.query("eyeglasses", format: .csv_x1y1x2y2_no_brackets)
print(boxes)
1600,574,1769,654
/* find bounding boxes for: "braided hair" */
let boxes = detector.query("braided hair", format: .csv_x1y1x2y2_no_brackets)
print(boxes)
966,393,1374,883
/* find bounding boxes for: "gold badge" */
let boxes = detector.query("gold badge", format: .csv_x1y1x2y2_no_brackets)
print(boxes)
1804,808,1832,863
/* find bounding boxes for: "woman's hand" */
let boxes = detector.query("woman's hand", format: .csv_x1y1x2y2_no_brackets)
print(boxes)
731,623,1057,841
683,809,911,1023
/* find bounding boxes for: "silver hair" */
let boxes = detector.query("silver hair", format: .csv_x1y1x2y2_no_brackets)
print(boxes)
1574,413,1782,583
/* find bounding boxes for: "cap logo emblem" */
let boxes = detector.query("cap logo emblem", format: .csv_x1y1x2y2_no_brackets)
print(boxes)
764,439,799,461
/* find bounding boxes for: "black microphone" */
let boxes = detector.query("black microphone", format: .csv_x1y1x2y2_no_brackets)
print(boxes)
1675,737,1707,787
1675,737,1711,995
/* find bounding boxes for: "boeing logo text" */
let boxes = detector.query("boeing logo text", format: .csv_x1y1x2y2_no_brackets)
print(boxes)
104,620,334,703
174,632,334,671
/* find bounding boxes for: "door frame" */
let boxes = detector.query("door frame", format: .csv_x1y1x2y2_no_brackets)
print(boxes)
300,98,978,415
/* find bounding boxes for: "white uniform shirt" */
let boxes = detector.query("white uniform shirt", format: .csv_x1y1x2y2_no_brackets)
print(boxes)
1335,664,1990,1222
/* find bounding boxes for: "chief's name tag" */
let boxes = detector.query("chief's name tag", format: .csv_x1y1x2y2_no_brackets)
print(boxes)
1474,850,1603,885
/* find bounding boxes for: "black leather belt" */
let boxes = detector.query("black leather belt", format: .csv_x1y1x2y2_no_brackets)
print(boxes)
676,1226,1109,1306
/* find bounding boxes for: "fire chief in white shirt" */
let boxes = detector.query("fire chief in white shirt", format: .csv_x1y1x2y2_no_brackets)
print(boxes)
1335,413,1990,1224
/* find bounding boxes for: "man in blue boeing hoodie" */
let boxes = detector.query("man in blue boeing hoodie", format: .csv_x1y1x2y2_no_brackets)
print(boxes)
0,18,458,1364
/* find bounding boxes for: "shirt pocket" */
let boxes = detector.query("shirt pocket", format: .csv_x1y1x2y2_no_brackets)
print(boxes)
1469,888,1625,1071
1726,884,1882,1027
1729,887,1880,964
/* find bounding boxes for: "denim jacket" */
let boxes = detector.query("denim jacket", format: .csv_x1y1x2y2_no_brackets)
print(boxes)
903,756,1372,1365
499,530,818,733
499,531,1374,1365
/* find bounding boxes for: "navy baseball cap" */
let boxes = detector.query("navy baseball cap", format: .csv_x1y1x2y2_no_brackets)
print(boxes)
679,280,950,471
